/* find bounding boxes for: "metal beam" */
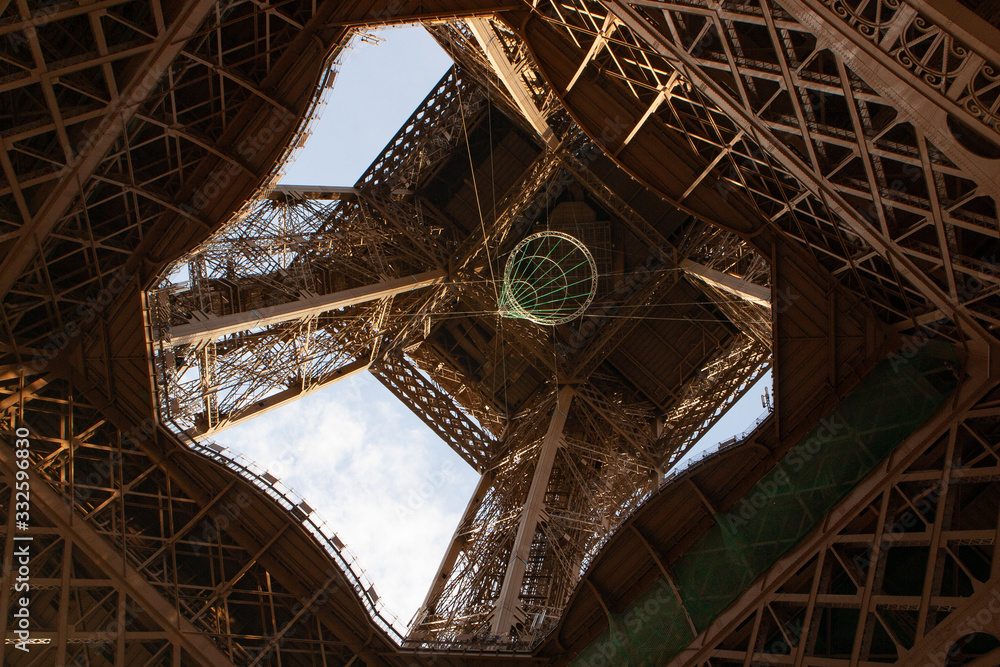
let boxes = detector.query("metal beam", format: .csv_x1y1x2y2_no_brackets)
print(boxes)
784,0,1000,158
265,185,358,201
667,337,996,666
372,352,496,470
491,385,574,635
0,440,237,667
411,471,494,633
680,260,771,308
602,0,988,336
190,358,371,438
168,270,446,347
466,17,558,149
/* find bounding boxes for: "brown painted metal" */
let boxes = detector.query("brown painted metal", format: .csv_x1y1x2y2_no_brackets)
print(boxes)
1,0,998,664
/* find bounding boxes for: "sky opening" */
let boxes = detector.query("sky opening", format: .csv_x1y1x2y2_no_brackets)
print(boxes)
214,24,774,628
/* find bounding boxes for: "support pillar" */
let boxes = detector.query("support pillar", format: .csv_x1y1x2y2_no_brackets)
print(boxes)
491,385,574,636
411,471,495,632
680,260,771,308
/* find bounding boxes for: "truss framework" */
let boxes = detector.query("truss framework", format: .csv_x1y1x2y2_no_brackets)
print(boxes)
6,0,995,661
668,341,1000,666
141,35,777,656
0,370,405,666
147,66,487,439
1,0,348,354
524,0,1000,335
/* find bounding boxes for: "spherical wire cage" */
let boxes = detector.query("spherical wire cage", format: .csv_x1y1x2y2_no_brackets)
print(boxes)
499,231,598,326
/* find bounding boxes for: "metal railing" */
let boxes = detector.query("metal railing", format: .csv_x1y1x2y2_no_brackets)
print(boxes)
165,420,407,642
665,408,774,483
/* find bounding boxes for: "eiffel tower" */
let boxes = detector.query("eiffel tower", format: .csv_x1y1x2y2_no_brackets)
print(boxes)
2,1,999,666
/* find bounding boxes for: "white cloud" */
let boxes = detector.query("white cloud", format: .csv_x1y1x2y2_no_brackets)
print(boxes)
219,373,480,627
211,25,475,627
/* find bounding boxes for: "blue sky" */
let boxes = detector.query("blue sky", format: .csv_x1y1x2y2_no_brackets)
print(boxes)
215,25,772,629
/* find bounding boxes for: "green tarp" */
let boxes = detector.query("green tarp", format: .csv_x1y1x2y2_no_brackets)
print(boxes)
574,342,959,666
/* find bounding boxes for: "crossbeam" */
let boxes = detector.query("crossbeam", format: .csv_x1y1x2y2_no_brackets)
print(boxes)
0,440,237,667
681,260,771,308
466,18,558,149
372,352,497,470
190,358,371,438
265,184,358,201
168,270,447,347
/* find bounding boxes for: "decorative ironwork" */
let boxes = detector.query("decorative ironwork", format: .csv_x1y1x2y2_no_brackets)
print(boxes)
4,0,997,664
500,231,599,325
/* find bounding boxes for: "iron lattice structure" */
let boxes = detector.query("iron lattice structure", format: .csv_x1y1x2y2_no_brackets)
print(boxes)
147,65,489,439
0,0,998,666
147,55,773,647
519,0,1000,333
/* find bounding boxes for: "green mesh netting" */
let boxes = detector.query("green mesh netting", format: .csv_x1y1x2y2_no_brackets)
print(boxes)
574,341,960,666
500,231,598,325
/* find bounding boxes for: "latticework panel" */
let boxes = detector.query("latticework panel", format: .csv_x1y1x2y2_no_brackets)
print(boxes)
0,372,409,666
524,0,1000,336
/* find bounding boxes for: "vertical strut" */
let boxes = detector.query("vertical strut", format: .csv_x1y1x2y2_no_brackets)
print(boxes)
491,385,574,635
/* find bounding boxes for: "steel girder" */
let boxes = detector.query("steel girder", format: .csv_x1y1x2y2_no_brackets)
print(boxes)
372,351,499,471
0,2,517,665
666,339,1000,666
0,0,221,299
518,0,1000,337
0,444,237,667
0,370,406,666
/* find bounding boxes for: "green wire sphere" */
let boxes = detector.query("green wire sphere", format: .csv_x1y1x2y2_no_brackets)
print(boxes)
500,231,598,326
